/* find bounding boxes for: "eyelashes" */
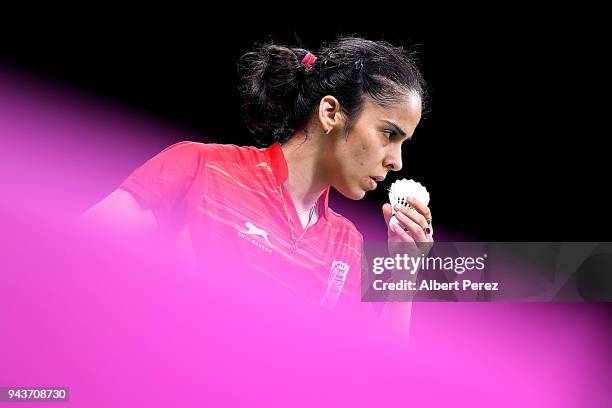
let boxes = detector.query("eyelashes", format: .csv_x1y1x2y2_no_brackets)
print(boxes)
383,129,412,145
383,129,396,139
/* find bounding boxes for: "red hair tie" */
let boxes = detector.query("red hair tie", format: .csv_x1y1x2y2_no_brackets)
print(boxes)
301,52,317,68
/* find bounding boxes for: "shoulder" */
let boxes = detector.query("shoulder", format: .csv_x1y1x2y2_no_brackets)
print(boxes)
161,141,265,164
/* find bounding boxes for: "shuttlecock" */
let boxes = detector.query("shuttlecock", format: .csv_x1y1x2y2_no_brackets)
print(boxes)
388,179,430,232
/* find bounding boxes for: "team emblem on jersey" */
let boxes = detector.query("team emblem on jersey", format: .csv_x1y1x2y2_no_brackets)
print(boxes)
320,260,350,310
238,221,273,253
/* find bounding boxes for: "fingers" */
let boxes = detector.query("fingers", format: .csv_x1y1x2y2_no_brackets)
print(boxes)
382,203,393,226
394,204,428,232
396,196,433,238
405,196,432,223
394,210,429,242
389,220,415,242
385,197,434,243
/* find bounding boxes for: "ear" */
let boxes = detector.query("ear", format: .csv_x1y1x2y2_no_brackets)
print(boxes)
317,95,344,134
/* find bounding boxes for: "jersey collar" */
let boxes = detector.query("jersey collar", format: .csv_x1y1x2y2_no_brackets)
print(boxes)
266,142,331,222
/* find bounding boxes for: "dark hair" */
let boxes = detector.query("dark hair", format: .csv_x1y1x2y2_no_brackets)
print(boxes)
238,36,427,146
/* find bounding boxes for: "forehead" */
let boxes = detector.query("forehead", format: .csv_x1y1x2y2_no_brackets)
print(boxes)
359,94,422,133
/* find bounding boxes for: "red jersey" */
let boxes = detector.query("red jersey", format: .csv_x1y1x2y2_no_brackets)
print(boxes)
119,141,366,311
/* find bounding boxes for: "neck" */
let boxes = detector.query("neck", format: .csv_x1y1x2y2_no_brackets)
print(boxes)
280,131,329,213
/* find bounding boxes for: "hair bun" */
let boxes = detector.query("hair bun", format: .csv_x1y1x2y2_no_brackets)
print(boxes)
238,44,310,145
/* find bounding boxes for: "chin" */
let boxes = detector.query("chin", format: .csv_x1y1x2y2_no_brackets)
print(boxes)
352,189,367,200
332,179,368,200
336,186,367,201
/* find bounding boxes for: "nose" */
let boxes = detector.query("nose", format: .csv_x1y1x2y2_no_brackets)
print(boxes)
383,144,403,172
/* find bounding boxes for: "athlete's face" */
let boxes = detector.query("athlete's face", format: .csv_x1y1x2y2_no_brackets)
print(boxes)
324,94,422,200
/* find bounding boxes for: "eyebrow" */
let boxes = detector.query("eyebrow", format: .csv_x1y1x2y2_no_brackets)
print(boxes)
380,119,408,139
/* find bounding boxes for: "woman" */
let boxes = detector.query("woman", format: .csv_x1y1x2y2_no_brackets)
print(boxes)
83,36,433,314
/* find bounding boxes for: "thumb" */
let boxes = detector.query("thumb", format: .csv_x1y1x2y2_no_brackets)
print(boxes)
382,203,394,227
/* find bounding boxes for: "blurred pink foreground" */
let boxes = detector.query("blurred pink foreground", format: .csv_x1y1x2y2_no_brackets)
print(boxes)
1,68,610,407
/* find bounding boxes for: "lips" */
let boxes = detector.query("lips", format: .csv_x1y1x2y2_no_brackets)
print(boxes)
368,175,386,191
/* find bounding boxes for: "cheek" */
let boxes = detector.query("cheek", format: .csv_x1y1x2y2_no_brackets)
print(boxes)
351,137,378,168
358,142,368,166
346,132,372,160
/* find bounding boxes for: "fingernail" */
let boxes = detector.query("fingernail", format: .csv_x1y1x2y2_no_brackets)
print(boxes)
407,196,414,202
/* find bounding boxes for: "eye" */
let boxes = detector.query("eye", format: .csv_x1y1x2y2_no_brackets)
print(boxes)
383,129,396,139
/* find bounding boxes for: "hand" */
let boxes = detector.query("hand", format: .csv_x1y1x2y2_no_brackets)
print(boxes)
382,196,434,257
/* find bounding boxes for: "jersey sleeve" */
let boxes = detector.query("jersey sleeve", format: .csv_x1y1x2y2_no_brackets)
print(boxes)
118,141,205,231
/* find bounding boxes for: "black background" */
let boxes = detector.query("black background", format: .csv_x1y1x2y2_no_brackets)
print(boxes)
1,10,607,241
